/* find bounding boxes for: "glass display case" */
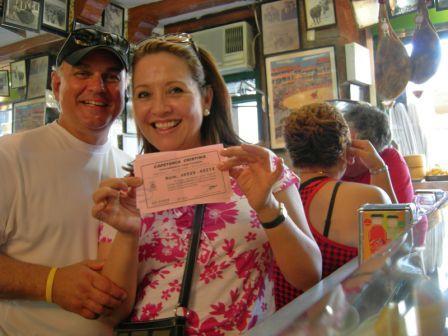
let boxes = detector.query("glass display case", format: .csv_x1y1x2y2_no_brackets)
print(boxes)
247,193,448,336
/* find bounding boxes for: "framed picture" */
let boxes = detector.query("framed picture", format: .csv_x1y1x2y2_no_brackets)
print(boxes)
103,2,124,36
261,0,300,55
27,55,49,99
436,0,448,11
304,0,336,30
351,0,379,29
265,46,338,148
388,0,434,17
0,70,10,96
42,0,69,34
10,60,26,89
2,0,43,32
13,97,46,133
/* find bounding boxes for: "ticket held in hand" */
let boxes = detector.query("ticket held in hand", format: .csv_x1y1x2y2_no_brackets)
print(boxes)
134,144,232,213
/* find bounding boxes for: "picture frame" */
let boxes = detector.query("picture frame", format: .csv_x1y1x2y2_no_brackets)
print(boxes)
0,70,10,96
42,0,69,35
103,2,124,36
265,46,338,148
13,97,46,133
436,0,448,11
388,0,434,17
2,0,43,32
27,55,49,99
261,0,300,55
10,59,27,89
304,0,336,30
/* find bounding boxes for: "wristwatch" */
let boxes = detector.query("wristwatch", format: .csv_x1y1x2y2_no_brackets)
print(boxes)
260,202,286,229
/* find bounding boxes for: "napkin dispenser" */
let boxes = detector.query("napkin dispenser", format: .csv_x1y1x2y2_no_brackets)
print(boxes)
358,203,416,262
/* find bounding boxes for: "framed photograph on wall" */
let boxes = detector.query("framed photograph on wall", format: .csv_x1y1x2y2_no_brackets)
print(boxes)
388,0,434,17
0,70,10,96
42,0,69,34
304,0,336,30
13,97,46,133
265,46,338,148
2,0,43,32
436,0,448,11
261,0,300,55
27,55,49,99
10,59,27,89
103,2,124,36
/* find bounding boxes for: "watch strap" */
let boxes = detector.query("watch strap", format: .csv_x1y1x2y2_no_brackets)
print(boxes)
260,202,286,229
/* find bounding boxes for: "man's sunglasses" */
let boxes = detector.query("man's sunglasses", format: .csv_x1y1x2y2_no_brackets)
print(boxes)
71,28,130,54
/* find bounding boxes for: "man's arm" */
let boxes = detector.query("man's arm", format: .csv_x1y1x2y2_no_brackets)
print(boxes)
0,253,127,319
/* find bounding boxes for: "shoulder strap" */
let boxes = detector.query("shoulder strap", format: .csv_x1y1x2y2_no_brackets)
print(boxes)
178,204,205,309
299,175,329,191
323,181,342,237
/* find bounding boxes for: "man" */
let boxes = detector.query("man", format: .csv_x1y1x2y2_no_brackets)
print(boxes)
0,27,132,335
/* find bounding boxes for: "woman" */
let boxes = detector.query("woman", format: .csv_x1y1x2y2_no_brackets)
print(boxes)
274,102,393,309
341,104,413,203
91,35,321,334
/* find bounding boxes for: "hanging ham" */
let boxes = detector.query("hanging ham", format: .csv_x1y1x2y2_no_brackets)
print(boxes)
375,0,411,101
410,0,442,84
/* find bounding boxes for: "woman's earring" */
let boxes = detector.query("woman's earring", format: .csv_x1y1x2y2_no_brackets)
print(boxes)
203,108,210,117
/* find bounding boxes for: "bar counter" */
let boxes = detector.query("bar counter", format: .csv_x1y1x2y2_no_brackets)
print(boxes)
247,193,448,336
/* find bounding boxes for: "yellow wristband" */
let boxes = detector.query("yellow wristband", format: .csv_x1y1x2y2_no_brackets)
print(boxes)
45,267,58,303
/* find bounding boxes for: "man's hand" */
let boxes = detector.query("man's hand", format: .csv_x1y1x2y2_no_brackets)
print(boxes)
52,260,127,319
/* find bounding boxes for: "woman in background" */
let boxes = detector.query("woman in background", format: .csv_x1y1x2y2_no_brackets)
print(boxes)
342,104,413,203
274,102,393,309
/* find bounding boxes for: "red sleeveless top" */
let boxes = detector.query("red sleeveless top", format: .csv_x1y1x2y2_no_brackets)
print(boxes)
273,177,358,310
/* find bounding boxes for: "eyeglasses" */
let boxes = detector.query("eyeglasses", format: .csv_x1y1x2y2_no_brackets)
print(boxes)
71,28,130,54
135,33,199,57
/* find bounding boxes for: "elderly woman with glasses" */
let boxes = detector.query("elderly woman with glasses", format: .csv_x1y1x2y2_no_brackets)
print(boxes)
90,34,322,334
341,104,414,203
273,102,394,309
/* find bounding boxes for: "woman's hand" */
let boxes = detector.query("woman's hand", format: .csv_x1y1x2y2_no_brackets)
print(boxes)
218,144,283,213
92,176,143,235
349,139,386,172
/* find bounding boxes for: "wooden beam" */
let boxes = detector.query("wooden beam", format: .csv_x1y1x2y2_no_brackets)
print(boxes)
0,34,64,63
129,0,243,20
75,0,111,25
128,10,159,44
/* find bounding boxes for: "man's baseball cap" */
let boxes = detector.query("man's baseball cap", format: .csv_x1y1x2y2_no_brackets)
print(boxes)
56,27,130,70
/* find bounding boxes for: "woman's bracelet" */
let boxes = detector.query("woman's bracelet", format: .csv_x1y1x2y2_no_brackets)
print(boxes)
45,267,58,303
369,165,388,175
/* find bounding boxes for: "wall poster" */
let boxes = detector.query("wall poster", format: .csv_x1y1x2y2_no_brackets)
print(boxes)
265,46,338,148
261,0,300,55
13,97,46,133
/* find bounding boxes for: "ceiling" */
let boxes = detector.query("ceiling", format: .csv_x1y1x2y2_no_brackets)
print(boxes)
0,0,256,50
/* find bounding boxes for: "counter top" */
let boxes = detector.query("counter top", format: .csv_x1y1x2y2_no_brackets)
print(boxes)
247,194,448,336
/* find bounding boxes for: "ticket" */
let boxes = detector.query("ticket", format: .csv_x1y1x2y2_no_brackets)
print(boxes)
134,144,232,213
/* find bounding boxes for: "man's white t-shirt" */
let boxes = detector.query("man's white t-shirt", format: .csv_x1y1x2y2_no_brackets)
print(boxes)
0,122,132,335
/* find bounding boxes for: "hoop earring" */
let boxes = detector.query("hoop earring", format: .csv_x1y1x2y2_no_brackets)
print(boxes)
203,108,210,117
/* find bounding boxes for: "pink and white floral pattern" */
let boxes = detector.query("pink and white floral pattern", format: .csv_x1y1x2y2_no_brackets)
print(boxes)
100,164,299,335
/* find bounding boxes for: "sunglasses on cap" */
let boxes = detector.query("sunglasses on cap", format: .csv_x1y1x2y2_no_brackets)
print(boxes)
135,33,200,57
56,28,130,69
72,28,129,52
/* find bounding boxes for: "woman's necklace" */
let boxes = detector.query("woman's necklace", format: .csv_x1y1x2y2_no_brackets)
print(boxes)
299,169,329,176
